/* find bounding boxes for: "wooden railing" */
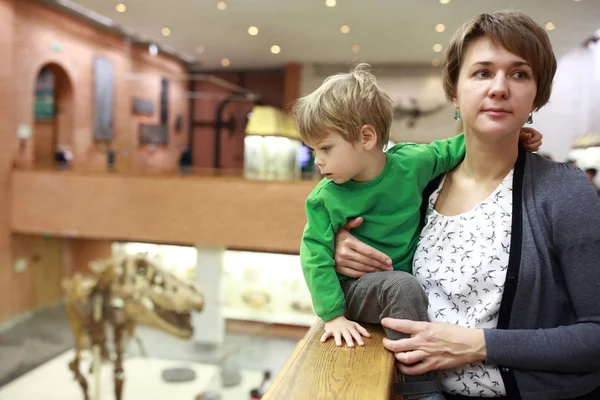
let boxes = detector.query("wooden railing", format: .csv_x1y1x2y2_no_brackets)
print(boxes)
263,321,399,400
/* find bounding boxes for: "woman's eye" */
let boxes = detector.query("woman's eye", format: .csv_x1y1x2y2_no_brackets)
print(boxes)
475,70,490,78
513,71,529,79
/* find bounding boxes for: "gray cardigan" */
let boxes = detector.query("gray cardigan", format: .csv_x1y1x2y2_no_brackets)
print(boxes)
425,150,600,399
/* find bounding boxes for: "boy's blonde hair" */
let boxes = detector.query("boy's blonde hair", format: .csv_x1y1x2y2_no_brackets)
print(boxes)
292,63,394,148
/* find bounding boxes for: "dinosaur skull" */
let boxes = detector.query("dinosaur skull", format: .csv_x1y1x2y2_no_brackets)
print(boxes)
111,255,204,339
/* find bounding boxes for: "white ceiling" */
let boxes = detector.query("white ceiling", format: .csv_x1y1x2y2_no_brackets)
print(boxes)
68,0,600,70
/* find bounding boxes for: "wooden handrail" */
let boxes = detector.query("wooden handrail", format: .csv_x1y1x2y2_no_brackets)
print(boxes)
263,321,400,400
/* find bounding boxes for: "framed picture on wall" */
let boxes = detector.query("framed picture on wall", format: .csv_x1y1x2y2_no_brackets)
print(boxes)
34,67,55,120
93,57,115,142
139,124,168,145
132,98,154,116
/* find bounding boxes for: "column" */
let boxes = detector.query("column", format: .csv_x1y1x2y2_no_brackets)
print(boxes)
192,245,225,345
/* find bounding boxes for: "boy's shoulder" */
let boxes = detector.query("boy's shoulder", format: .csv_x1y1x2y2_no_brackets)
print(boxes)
306,177,337,203
386,141,429,156
386,142,435,168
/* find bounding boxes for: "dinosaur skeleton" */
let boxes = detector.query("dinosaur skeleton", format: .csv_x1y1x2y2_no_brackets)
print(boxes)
62,253,204,400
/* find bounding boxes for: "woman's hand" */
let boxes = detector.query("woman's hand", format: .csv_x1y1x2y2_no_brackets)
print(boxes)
333,217,393,278
519,127,543,152
381,318,487,375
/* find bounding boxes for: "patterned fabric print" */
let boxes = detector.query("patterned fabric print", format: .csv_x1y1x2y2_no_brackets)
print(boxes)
413,170,514,397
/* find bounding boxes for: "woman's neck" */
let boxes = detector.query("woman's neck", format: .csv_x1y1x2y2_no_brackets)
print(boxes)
458,129,519,182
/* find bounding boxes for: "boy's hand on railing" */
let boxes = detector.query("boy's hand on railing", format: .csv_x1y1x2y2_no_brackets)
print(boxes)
321,315,371,347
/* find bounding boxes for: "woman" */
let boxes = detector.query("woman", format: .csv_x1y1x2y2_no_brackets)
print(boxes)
332,11,600,400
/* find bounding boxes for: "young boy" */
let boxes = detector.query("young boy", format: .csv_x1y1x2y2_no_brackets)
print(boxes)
293,64,541,400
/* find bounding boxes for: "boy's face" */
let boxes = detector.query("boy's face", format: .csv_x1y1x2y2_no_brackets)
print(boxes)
309,131,365,184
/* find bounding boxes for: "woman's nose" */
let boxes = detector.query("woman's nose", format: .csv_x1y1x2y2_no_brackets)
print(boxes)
489,75,509,99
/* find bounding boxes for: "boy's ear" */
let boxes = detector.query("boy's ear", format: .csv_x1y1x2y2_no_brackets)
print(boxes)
360,125,378,150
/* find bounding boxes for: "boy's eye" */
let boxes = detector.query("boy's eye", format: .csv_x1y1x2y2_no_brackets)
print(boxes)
320,146,331,151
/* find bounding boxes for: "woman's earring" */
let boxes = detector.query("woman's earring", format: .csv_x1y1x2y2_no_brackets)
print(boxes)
527,112,533,124
454,108,461,121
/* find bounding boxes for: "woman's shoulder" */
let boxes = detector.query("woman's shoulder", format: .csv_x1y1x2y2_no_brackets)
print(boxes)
525,153,590,191
524,153,599,211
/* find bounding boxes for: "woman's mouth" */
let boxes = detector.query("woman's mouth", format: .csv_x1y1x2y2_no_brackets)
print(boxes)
482,108,511,117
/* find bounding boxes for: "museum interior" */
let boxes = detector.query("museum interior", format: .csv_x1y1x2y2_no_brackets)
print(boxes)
0,0,599,399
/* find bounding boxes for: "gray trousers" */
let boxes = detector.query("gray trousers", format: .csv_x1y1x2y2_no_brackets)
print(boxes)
340,271,430,340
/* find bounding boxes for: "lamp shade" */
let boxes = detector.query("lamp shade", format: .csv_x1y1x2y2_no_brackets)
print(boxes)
245,106,285,137
282,113,301,140
245,106,300,140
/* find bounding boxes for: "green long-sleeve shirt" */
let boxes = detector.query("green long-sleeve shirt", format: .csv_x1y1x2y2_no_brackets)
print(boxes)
300,134,466,321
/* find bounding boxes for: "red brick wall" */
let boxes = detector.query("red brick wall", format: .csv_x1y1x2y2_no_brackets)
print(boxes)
0,0,16,321
0,0,191,321
11,1,190,171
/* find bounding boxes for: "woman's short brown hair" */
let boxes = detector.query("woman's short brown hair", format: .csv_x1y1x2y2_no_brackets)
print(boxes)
443,11,557,110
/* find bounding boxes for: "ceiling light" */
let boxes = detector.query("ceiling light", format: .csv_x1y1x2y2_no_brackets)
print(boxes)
340,24,350,34
439,0,450,4
115,3,127,13
217,1,227,10
248,26,259,36
351,44,360,53
431,59,441,67
545,22,556,31
433,43,443,52
221,58,230,67
325,0,336,7
271,45,281,54
161,27,171,36
196,45,205,54
435,24,446,33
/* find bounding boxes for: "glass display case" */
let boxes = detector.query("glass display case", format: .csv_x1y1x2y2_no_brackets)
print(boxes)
221,250,316,327
112,242,317,327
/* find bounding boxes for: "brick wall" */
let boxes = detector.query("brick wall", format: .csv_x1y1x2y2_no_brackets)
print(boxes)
11,1,190,171
0,0,16,321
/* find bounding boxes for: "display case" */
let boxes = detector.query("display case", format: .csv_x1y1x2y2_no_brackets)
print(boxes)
112,242,317,327
221,250,316,327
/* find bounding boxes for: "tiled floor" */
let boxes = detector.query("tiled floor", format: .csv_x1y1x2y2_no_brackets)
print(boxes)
0,304,300,393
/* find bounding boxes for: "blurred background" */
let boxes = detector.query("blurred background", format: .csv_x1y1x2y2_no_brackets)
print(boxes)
0,0,599,399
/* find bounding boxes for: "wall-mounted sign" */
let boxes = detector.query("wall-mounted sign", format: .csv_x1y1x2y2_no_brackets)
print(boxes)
132,98,154,116
139,124,168,145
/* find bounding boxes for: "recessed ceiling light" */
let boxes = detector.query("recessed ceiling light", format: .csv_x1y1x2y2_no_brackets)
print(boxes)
196,45,205,54
325,0,336,7
573,0,582,2
545,22,556,31
271,45,281,54
161,27,171,36
221,58,230,67
351,44,360,53
433,43,443,52
217,1,227,10
340,25,350,34
248,26,259,36
439,0,450,4
115,3,127,13
431,59,441,67
435,24,446,33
